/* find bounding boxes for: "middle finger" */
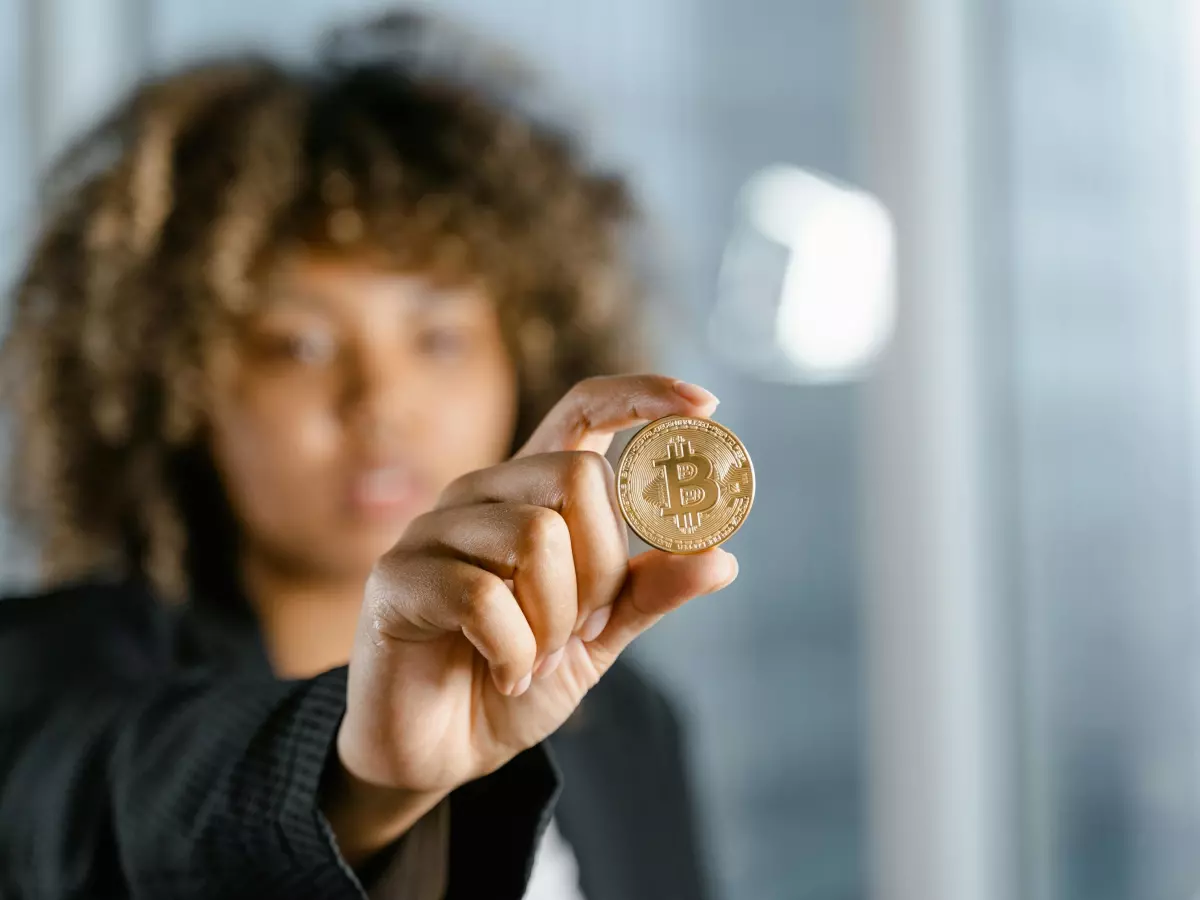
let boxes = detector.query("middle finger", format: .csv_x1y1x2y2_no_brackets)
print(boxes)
398,502,578,672
437,451,628,637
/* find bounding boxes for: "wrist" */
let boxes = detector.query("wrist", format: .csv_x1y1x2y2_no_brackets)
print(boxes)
320,750,448,869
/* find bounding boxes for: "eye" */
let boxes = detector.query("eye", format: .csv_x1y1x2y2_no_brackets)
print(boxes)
414,325,471,359
283,331,337,365
251,327,338,367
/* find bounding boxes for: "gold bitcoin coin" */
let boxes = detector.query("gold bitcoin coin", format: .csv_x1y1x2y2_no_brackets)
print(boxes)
616,415,755,553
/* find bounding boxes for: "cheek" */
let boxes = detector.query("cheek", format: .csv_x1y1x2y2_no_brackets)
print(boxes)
424,361,519,483
206,372,342,525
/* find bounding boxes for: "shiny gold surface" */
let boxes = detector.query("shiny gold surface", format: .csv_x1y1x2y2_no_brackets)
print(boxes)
616,415,755,553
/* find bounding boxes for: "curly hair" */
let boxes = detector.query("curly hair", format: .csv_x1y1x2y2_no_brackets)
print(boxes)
1,11,644,598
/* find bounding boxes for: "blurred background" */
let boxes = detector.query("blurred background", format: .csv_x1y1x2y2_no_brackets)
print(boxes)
3,1,1200,899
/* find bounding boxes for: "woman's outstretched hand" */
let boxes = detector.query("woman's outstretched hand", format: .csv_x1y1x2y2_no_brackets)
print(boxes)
327,375,737,863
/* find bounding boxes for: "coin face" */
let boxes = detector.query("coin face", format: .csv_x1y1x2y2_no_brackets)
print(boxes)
616,415,755,554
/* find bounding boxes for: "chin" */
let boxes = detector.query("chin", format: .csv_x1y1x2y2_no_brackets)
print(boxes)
316,510,423,579
320,546,396,585
355,519,417,564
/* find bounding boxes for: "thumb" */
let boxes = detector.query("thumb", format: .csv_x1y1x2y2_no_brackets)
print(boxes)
583,547,738,668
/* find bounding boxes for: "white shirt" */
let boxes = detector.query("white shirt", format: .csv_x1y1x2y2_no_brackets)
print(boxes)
365,805,587,899
523,817,587,900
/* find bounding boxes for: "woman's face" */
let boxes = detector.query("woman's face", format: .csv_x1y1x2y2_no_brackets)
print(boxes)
204,252,519,580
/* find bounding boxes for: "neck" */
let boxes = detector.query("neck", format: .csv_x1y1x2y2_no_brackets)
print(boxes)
241,549,367,680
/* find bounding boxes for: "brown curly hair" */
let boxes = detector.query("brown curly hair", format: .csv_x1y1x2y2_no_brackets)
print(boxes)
1,12,644,598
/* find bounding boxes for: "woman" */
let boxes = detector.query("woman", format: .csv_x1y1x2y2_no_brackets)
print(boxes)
0,11,732,900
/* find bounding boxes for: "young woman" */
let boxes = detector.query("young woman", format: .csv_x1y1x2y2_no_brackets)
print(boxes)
0,12,733,900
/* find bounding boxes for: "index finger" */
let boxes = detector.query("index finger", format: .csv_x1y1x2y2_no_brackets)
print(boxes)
515,375,719,458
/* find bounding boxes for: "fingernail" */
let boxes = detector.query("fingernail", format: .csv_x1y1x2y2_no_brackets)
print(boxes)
535,646,566,680
673,381,719,407
579,605,613,643
512,672,533,697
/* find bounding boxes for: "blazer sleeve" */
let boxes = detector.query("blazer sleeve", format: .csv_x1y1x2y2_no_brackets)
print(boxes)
0,586,558,900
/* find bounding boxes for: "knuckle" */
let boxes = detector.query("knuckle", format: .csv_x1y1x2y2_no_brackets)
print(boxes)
453,573,516,643
367,548,412,594
391,509,434,549
458,569,506,626
570,375,607,397
521,506,569,555
562,449,612,494
564,376,608,417
560,451,619,529
399,505,472,550
363,565,393,618
436,470,474,507
363,552,426,634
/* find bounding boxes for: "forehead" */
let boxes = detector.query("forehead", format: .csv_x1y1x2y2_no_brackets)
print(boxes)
261,250,492,313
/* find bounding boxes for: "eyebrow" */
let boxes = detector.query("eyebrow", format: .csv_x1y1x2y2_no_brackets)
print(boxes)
255,291,331,313
257,281,486,315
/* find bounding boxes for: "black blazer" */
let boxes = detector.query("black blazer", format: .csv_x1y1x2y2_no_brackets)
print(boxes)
0,578,711,900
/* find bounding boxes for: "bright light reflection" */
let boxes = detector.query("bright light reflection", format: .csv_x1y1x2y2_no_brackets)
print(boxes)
711,164,896,382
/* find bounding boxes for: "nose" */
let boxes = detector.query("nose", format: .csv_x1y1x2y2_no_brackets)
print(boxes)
342,341,419,448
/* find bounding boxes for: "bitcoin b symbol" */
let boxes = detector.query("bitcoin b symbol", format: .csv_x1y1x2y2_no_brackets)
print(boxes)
654,438,721,533
617,415,755,553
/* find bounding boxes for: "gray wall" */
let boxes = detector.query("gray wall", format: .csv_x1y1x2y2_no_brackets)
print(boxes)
1005,1,1200,898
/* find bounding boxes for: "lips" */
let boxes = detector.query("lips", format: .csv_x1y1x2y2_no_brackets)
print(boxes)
348,464,428,518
